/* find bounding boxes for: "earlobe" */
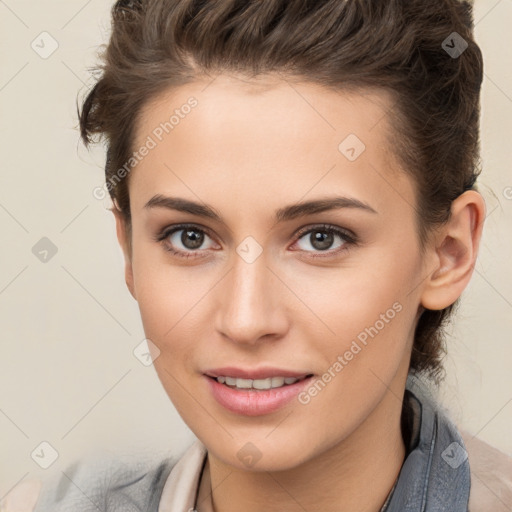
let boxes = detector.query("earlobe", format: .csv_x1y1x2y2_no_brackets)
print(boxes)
420,190,486,311
113,208,137,301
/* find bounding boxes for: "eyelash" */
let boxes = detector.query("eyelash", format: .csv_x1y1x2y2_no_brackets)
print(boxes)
154,223,358,260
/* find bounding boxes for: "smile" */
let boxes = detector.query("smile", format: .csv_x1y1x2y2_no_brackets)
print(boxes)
214,375,311,390
205,374,315,416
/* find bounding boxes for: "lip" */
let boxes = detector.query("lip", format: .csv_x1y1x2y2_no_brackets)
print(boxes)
204,372,315,416
204,366,312,380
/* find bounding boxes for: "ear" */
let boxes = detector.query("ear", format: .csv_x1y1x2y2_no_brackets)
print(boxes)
113,208,137,301
420,190,486,310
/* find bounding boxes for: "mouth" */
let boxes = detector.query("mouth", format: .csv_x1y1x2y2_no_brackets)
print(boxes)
203,369,316,416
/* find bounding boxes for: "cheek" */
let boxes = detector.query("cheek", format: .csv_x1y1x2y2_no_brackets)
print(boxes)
131,264,191,373
296,246,421,391
131,238,204,334
297,251,417,336
131,261,205,411
288,266,418,457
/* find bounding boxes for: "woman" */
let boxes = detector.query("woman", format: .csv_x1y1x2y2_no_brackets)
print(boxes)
3,0,511,510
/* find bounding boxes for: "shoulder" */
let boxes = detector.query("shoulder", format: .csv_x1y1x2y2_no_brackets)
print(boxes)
1,453,176,512
0,479,41,512
460,430,512,512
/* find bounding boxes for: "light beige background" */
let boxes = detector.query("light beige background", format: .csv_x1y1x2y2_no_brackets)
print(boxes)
1,0,511,495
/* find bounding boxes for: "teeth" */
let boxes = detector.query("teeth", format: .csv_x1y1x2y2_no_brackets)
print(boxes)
225,376,237,386
216,375,301,389
253,377,272,390
234,378,252,389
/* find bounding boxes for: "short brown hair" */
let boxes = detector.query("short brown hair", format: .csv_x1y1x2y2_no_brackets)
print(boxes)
79,0,484,381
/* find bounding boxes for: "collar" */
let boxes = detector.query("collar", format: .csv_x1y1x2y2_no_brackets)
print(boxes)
158,439,207,512
384,372,471,511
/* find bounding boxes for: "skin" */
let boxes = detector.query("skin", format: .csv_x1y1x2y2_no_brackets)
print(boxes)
113,74,485,512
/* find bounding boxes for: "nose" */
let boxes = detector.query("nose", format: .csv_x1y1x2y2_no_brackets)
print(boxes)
215,250,289,347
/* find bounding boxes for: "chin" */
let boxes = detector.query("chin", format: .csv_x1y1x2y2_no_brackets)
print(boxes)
205,431,323,473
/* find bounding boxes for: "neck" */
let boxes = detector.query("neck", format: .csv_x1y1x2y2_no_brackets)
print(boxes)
198,382,407,512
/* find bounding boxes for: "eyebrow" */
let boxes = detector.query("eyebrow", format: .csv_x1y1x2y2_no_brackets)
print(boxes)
144,194,378,225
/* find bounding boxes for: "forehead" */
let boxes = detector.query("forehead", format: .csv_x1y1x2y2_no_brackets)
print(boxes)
129,74,413,220
135,74,397,151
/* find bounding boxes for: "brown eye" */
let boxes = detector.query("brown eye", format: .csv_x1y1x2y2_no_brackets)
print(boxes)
300,230,337,251
156,224,218,259
292,224,357,258
175,228,205,250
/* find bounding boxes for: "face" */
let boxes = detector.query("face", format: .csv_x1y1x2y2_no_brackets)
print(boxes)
120,74,428,472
